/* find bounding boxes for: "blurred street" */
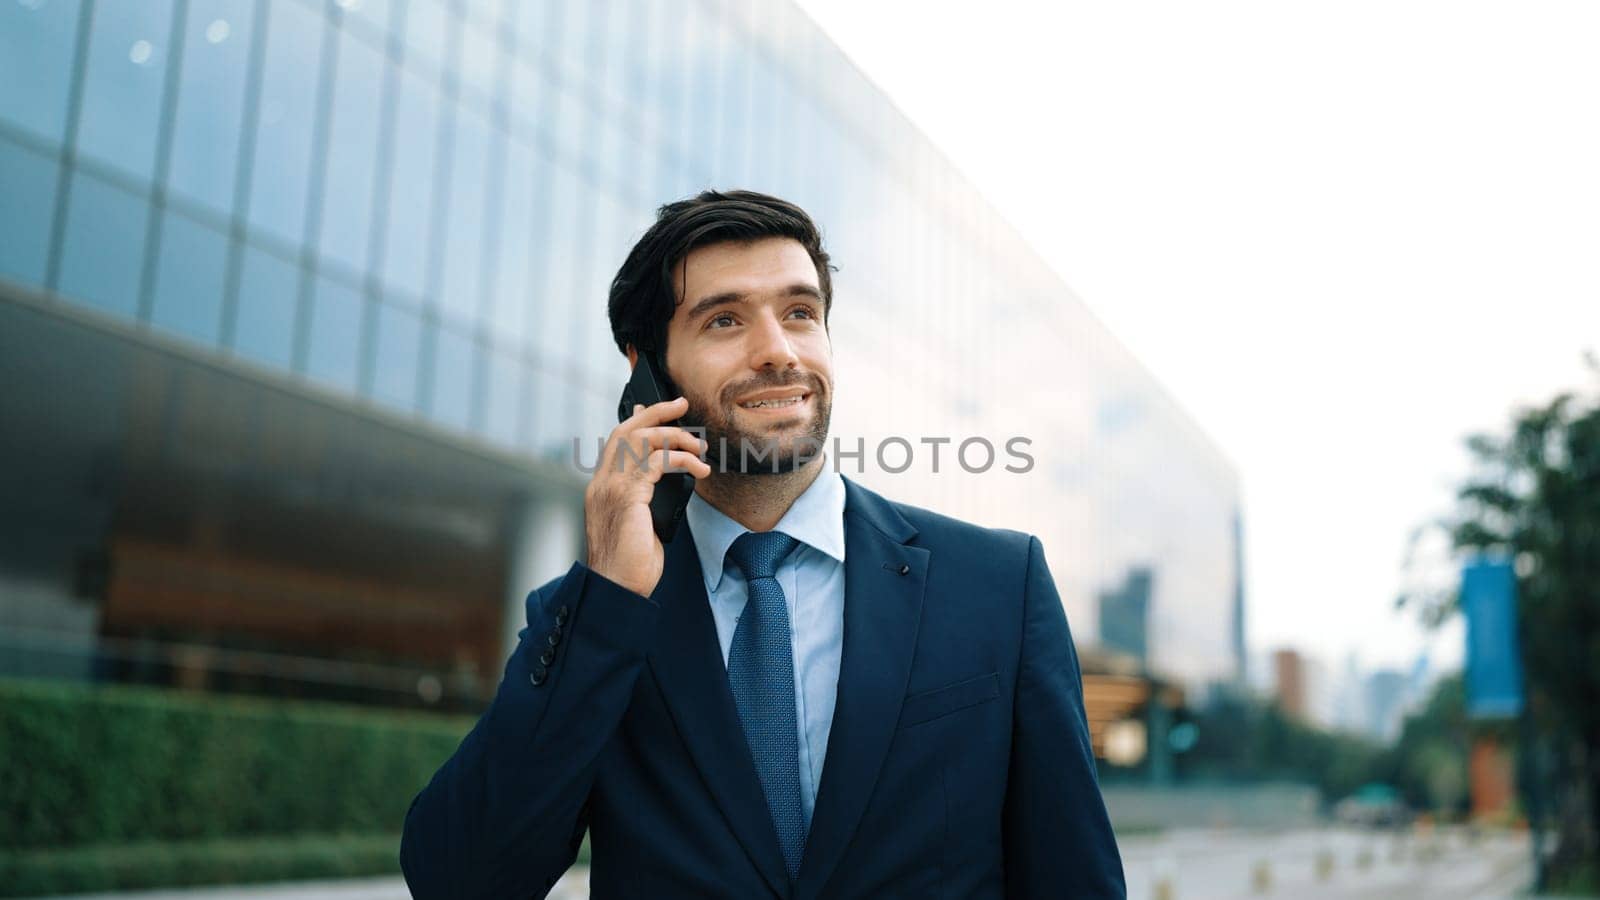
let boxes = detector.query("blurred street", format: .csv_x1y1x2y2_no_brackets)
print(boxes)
1121,826,1534,900
28,827,1535,900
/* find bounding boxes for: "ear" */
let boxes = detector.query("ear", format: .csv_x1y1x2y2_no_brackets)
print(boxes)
625,345,638,369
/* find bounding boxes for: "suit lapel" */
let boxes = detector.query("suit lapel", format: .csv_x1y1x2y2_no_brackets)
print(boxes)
646,521,793,899
795,477,928,899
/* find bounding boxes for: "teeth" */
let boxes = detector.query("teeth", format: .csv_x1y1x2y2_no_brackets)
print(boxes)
741,396,804,409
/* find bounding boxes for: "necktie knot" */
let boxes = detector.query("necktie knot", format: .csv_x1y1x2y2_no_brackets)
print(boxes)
727,530,798,581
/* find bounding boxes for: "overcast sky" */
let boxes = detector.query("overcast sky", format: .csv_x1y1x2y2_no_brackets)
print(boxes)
795,0,1600,675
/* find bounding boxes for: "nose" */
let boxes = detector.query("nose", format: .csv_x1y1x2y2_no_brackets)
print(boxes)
745,307,799,372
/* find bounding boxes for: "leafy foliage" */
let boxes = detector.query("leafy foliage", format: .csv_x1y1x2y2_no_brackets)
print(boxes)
0,677,468,849
1399,357,1600,877
1177,690,1384,805
0,833,402,898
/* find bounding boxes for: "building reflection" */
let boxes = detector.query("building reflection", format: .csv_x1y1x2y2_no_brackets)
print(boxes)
0,0,1242,748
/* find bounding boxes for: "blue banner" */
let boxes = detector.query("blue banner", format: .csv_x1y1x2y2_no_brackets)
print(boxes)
1461,559,1524,719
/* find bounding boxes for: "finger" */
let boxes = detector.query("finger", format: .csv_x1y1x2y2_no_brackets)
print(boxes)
605,429,705,477
621,426,707,454
629,395,689,428
643,448,713,482
604,403,688,468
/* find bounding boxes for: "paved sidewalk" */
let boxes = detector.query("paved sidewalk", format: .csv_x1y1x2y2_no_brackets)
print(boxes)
29,827,1537,899
24,870,586,900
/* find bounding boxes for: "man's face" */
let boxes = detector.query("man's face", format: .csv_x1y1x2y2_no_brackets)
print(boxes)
657,236,833,475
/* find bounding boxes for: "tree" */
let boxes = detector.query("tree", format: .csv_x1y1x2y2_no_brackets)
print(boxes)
1368,676,1473,819
1399,357,1600,882
1176,690,1383,806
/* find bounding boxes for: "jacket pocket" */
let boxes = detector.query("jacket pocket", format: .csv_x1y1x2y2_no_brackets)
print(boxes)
898,672,1000,729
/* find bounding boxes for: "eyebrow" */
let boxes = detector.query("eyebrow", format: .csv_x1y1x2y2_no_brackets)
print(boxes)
683,283,823,323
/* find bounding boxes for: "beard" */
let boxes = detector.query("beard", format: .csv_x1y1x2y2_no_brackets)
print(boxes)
678,370,832,476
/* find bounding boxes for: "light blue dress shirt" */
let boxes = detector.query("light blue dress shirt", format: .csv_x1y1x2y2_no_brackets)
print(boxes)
684,465,846,829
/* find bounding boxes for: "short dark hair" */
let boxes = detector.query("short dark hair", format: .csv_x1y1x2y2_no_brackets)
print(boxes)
607,190,834,360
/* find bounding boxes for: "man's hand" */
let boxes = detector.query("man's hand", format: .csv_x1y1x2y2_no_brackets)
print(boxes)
583,396,711,597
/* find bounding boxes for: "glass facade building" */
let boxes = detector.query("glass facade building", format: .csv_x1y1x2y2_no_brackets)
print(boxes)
1,0,1242,704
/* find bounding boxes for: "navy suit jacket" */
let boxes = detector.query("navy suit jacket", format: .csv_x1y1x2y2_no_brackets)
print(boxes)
401,476,1125,899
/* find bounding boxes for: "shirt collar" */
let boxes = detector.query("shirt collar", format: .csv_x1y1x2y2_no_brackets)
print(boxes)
685,461,847,595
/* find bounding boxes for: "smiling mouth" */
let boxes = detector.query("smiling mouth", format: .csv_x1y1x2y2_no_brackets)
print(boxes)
737,391,810,410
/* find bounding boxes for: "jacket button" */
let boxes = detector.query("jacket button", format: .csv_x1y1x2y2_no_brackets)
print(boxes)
546,629,561,647
530,666,548,686
898,564,910,575
540,649,555,666
556,605,570,625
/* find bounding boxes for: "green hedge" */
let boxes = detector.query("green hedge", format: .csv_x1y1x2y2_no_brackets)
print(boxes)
0,677,471,849
0,833,402,898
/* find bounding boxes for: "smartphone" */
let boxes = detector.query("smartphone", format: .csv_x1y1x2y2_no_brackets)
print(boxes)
616,352,695,543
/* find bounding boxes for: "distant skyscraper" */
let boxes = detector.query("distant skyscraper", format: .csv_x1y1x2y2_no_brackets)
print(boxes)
1365,669,1408,742
1273,649,1308,721
1231,509,1247,685
1098,567,1153,669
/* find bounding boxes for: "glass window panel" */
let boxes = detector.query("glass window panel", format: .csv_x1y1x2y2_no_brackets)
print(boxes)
460,0,504,34
57,170,148,320
653,5,688,161
719,40,752,187
166,0,254,218
638,154,667,210
512,0,553,67
381,64,440,297
0,0,82,144
507,60,546,146
0,137,59,285
622,0,662,141
518,359,538,454
482,347,521,448
74,0,175,183
457,18,500,109
231,243,299,369
490,138,537,348
533,161,582,364
595,0,628,111
527,361,570,459
438,104,491,326
427,323,475,431
649,151,678,207
744,51,779,193
551,0,589,88
247,0,325,248
766,73,798,200
402,0,449,68
578,191,630,380
547,81,591,167
685,6,723,181
149,209,228,345
591,108,627,197
674,159,704,201
304,272,363,392
338,0,390,34
577,378,617,466
317,24,384,273
724,0,763,40
370,299,421,412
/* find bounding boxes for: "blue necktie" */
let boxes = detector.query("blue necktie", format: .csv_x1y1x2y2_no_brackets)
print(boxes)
725,530,806,880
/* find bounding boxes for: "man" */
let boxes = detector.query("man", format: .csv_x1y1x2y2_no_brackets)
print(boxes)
400,191,1125,899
